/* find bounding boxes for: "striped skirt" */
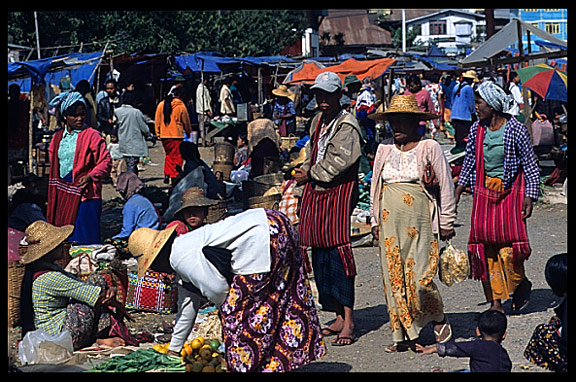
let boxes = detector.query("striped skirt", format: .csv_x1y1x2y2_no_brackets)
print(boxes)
219,209,326,372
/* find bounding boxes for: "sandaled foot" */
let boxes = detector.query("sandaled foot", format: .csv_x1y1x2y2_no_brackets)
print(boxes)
512,279,532,312
384,340,417,353
321,327,341,337
332,334,357,346
433,319,453,343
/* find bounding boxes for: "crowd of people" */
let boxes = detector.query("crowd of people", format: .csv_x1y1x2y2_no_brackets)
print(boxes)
8,63,568,373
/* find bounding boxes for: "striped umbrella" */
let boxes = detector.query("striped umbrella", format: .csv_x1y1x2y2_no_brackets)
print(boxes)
516,64,567,102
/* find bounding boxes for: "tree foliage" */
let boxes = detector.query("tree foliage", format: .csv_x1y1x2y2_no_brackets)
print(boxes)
8,10,307,57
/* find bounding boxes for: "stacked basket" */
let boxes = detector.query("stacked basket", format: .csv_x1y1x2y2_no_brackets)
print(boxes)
212,141,235,182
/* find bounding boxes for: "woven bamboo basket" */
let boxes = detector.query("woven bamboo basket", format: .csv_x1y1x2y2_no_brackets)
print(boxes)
8,242,74,328
8,260,26,328
253,172,284,195
248,194,281,210
207,200,228,224
212,161,233,181
281,134,299,151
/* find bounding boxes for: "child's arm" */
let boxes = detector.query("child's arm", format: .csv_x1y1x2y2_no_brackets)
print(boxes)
416,343,438,355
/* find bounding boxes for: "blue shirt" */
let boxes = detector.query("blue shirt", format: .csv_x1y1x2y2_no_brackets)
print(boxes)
442,81,457,110
437,339,512,372
114,194,160,239
451,83,476,121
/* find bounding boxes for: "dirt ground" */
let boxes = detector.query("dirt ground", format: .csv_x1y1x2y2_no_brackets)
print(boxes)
10,138,567,372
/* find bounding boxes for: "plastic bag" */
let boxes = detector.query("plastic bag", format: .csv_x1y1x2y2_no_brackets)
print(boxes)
438,241,470,287
18,329,74,365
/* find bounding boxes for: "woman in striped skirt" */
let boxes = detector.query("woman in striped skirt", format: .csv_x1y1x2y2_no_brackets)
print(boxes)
455,81,540,314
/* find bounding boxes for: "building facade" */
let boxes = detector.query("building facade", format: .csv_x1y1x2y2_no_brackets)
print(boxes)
511,9,568,52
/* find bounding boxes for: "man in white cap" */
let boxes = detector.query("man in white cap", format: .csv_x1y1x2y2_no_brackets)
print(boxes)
293,71,364,346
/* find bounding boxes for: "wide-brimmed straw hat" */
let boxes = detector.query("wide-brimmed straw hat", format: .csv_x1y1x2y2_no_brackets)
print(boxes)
174,187,219,216
461,70,479,82
20,220,74,265
369,95,438,121
128,225,177,279
272,85,295,101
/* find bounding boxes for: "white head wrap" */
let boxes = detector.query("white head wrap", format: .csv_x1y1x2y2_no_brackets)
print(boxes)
476,81,516,115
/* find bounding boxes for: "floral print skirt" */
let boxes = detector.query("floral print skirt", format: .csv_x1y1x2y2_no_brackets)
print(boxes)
378,183,445,343
220,209,326,372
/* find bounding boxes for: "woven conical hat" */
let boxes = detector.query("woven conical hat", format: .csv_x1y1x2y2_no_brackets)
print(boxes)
20,221,74,265
128,226,177,279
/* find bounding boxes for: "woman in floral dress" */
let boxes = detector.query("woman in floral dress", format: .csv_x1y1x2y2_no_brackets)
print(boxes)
128,208,326,372
369,95,457,352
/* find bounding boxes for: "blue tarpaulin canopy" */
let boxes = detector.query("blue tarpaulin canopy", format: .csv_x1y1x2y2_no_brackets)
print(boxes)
8,51,104,93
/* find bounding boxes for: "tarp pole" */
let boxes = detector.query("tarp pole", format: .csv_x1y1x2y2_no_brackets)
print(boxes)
28,87,35,174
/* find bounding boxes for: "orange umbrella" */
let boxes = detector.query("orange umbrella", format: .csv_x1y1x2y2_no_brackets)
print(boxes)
283,57,396,85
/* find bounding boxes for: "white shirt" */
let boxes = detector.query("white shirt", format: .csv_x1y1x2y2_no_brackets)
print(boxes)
381,143,421,184
508,82,524,116
219,84,235,115
196,83,212,115
169,208,271,306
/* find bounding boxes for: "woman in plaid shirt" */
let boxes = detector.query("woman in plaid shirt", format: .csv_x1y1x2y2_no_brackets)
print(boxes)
455,81,540,314
20,221,123,350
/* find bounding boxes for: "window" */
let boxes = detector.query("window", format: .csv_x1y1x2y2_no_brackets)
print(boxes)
429,20,447,35
545,23,560,34
523,9,538,12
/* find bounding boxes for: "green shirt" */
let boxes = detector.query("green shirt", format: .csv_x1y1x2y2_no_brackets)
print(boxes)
483,126,505,179
32,271,101,336
58,128,81,178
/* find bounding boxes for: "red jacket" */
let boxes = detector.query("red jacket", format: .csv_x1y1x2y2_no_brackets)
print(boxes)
48,127,112,202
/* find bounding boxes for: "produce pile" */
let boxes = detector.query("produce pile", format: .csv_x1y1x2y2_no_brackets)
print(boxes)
86,348,185,373
154,336,226,373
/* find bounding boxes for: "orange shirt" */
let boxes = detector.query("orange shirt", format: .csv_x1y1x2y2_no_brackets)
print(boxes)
154,98,192,139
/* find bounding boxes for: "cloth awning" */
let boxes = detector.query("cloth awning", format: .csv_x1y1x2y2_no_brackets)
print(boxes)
283,57,396,85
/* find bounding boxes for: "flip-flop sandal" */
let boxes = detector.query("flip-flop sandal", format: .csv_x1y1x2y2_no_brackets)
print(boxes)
384,340,417,353
434,321,453,344
512,279,532,312
321,327,340,337
331,335,357,346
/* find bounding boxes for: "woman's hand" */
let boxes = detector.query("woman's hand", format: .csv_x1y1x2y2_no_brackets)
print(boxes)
76,174,93,190
440,228,456,241
522,197,534,219
371,226,379,241
97,287,117,306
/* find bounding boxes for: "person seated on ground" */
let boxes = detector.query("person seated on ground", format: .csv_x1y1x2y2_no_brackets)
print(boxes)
19,220,125,350
246,117,281,179
416,309,512,372
524,253,567,372
105,172,160,259
8,174,47,232
176,141,223,199
165,187,218,236
234,132,249,169
127,208,326,372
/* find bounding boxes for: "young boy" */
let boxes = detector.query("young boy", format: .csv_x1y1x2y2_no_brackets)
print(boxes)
416,310,512,372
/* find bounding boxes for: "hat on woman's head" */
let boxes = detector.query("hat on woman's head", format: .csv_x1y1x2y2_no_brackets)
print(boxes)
20,221,74,265
374,95,438,121
272,85,295,101
174,187,218,217
461,70,479,82
128,226,177,279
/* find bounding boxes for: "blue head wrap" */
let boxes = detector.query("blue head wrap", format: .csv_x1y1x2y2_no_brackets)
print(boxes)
48,91,87,115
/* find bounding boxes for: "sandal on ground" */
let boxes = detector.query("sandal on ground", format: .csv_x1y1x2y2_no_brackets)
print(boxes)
331,334,357,346
512,279,532,312
321,327,340,337
384,340,417,353
434,320,453,344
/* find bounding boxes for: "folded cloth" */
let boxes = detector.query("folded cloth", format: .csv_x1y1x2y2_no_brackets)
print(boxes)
91,244,117,261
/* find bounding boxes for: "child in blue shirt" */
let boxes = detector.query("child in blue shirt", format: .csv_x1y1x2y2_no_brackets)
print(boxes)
416,310,512,372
